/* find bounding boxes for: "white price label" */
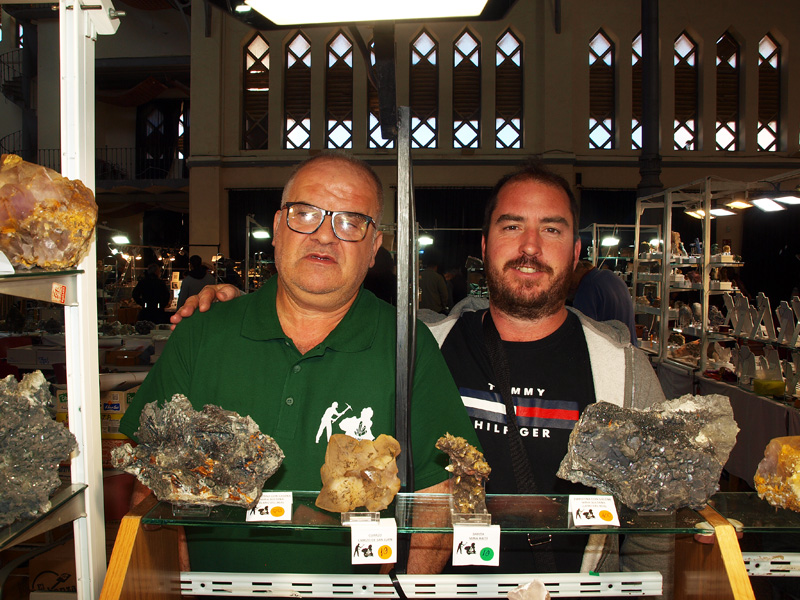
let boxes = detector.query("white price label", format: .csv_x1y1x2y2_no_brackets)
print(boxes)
452,524,500,566
245,492,293,521
349,518,397,565
568,495,620,527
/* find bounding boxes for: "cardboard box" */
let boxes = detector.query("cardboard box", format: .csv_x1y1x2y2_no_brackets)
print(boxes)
36,347,66,367
29,545,77,594
100,413,127,439
101,384,140,414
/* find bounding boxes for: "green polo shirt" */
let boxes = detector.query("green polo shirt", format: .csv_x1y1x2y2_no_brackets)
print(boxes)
120,277,478,573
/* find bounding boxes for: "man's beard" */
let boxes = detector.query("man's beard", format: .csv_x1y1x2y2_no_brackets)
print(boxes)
485,255,572,320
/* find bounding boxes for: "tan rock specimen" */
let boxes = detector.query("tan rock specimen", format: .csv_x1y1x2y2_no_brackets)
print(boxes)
0,154,97,269
754,436,800,512
316,433,402,513
436,432,491,513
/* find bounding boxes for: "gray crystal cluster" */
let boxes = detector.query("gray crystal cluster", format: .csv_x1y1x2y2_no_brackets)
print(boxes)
111,395,284,508
0,371,77,527
557,394,739,511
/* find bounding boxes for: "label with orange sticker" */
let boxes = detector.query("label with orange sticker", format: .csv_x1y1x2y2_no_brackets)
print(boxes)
349,518,397,565
51,282,68,305
245,492,293,522
568,495,620,527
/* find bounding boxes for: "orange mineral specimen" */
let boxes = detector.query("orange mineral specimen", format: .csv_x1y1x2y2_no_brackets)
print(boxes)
0,154,97,269
754,436,800,512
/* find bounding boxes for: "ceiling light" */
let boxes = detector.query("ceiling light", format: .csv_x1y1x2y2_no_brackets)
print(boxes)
112,234,130,244
774,194,800,205
252,229,271,239
725,200,752,209
709,208,735,216
418,235,434,247
601,236,620,246
685,209,713,219
244,0,490,25
234,3,251,11
751,197,786,212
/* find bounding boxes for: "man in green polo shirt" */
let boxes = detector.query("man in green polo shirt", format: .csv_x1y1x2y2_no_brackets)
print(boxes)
120,153,478,575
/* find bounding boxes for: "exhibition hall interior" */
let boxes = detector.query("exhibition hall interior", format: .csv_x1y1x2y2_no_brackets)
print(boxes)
1,0,799,598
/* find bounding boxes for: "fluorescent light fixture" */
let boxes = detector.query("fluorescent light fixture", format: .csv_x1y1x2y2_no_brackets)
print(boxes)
418,235,434,247
244,0,490,25
234,3,251,11
252,229,271,239
685,209,704,219
111,234,130,244
601,236,620,246
709,208,736,216
752,197,785,212
774,194,800,205
725,200,752,209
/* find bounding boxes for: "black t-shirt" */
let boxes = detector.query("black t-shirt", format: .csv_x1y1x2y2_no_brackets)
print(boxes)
440,309,597,572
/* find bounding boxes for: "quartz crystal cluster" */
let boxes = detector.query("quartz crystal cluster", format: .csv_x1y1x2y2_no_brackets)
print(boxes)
111,395,284,508
316,433,402,512
754,436,800,512
0,154,98,269
436,433,491,513
0,371,77,527
557,394,739,511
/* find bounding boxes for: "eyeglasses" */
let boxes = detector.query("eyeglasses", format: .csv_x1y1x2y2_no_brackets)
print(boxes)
281,202,376,242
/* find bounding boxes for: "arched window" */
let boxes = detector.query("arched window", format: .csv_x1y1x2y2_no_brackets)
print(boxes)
758,34,780,152
410,30,438,148
453,29,480,148
673,32,698,150
243,34,269,150
284,32,311,149
715,32,739,151
631,33,642,150
326,31,353,149
367,41,394,149
495,29,522,149
588,30,615,149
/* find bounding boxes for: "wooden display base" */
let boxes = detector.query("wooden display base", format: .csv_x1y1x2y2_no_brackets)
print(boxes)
674,506,755,600
100,495,181,600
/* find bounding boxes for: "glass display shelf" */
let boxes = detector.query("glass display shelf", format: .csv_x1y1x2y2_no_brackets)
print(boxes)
0,268,83,305
138,492,800,535
0,484,87,551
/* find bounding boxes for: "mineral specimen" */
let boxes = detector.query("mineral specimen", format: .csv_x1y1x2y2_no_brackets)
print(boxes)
754,436,800,512
111,395,284,508
0,371,78,527
557,394,739,511
0,154,98,269
436,433,491,513
316,433,401,513
508,580,551,600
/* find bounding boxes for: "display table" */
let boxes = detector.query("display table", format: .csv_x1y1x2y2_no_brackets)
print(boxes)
696,378,800,483
96,491,800,599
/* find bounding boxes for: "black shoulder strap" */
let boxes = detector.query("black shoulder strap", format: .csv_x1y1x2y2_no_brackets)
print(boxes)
482,311,538,494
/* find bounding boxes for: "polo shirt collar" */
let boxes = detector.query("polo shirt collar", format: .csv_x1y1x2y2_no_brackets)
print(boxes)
241,275,379,353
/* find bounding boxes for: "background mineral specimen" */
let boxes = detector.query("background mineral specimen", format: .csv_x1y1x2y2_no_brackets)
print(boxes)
436,433,491,513
111,395,284,508
557,394,739,511
0,371,77,527
0,154,98,269
754,436,800,512
316,433,401,512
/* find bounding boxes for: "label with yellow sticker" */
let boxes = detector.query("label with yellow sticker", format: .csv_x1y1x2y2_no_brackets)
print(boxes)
567,495,620,527
349,518,397,565
245,492,293,522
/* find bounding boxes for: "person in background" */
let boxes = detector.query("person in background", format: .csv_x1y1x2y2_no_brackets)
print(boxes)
121,152,478,576
569,259,639,346
176,254,216,309
444,265,469,310
363,245,396,305
419,250,449,313
131,262,171,324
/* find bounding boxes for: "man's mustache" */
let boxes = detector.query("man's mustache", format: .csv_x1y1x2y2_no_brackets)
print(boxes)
503,257,553,275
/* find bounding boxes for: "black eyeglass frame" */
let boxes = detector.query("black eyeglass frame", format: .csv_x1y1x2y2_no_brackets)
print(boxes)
281,202,376,242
